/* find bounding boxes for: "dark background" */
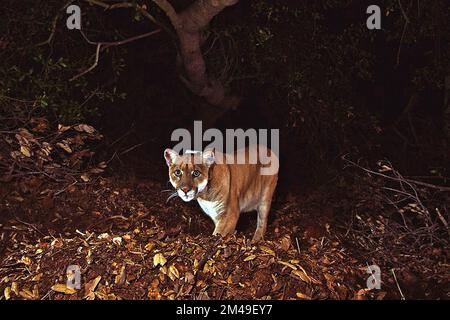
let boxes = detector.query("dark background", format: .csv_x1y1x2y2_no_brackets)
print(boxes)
1,0,449,190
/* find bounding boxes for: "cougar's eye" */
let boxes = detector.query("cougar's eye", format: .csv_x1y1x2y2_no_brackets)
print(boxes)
174,169,182,177
192,170,201,177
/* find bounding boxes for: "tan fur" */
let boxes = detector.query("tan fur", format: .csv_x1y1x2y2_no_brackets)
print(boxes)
164,145,278,241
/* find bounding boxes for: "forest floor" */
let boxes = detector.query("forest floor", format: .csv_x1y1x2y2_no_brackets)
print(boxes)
0,122,448,300
0,173,448,300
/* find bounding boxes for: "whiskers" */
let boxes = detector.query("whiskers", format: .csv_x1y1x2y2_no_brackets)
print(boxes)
161,184,178,204
165,191,179,204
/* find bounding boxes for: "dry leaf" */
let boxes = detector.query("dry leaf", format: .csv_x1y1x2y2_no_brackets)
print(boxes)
112,236,122,246
74,124,95,134
85,292,95,300
168,265,180,281
98,233,110,240
354,288,369,300
280,235,291,251
145,242,155,252
30,117,49,132
20,145,31,157
244,254,257,262
115,265,126,285
32,285,39,299
32,273,43,282
58,124,71,132
19,289,35,300
4,287,11,300
86,249,93,264
84,275,101,299
153,253,167,267
292,269,311,284
278,260,297,270
51,283,77,295
94,289,109,300
193,259,199,270
51,239,64,248
11,282,18,295
260,246,275,256
203,261,213,273
20,256,32,266
57,142,72,153
184,272,195,284
296,292,312,300
377,291,387,300
148,289,162,300
197,291,210,300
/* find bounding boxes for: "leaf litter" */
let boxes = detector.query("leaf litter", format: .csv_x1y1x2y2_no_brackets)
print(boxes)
0,122,448,300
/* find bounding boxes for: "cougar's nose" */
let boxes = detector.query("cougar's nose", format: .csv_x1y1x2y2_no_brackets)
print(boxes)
181,187,189,194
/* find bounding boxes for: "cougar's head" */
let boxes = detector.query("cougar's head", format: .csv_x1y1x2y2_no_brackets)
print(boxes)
164,149,215,202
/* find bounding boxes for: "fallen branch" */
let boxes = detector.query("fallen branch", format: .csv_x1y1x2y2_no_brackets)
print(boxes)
342,155,450,192
391,268,406,300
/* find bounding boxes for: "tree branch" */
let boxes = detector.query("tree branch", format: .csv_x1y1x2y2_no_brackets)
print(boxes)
153,0,182,29
70,29,161,81
84,0,174,36
34,0,75,47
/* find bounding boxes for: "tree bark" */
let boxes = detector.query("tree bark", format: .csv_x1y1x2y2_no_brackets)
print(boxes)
153,0,239,109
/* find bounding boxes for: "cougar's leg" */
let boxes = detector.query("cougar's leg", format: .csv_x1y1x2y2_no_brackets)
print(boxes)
213,199,240,237
253,177,278,242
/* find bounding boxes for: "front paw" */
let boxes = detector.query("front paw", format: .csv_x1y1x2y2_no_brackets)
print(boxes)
251,231,264,243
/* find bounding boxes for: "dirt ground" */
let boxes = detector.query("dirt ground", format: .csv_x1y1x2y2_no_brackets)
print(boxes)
0,170,448,300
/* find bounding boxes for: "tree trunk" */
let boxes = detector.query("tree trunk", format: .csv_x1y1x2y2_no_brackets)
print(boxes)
153,0,239,111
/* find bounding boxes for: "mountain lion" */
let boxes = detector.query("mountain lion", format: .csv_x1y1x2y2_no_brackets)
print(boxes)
164,145,278,241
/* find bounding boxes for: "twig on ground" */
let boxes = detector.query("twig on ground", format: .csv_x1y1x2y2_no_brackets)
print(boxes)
435,208,450,237
391,268,406,300
13,216,46,237
342,156,450,192
295,237,301,254
54,181,78,196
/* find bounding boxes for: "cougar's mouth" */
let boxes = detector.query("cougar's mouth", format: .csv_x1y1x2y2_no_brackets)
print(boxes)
177,188,196,202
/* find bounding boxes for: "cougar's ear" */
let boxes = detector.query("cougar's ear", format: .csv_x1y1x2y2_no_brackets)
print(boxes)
202,149,215,167
164,148,179,166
